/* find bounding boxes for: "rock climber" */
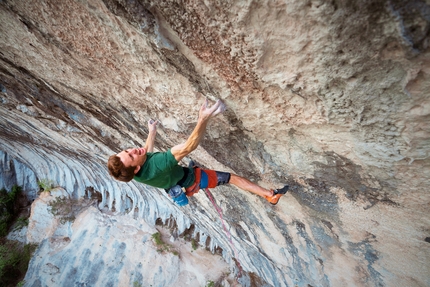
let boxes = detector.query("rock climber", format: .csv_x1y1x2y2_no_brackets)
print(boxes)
107,99,288,206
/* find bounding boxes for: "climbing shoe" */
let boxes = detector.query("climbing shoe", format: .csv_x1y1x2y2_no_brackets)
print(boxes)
266,185,289,205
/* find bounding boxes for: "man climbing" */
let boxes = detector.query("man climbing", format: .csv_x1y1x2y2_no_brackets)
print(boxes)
107,99,288,206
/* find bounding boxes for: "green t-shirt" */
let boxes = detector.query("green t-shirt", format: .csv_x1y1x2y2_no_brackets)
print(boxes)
133,149,194,189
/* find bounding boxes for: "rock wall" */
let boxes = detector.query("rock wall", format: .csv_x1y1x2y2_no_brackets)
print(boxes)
0,0,429,286
22,189,234,287
0,151,39,200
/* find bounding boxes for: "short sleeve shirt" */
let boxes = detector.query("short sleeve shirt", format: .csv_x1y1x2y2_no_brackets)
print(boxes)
133,149,185,189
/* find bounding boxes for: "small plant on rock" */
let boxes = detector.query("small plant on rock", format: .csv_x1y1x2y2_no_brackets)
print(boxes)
37,178,55,193
191,238,198,251
152,232,163,245
151,232,178,255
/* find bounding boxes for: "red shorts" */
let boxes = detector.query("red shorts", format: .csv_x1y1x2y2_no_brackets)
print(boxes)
185,167,230,196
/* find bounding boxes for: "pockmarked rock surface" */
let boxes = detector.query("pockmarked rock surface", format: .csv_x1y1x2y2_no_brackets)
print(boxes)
26,189,71,244
0,0,429,286
24,202,232,287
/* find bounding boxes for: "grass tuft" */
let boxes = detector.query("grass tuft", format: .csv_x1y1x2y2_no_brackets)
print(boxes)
151,232,178,255
37,179,55,193
191,238,198,251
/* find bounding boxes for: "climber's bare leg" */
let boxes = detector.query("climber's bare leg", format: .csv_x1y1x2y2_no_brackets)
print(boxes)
229,174,273,198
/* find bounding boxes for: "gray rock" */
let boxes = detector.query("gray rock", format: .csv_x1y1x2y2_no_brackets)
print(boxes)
24,207,233,287
0,0,428,286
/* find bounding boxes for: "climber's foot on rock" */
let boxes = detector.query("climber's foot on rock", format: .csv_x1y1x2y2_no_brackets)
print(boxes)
265,185,289,205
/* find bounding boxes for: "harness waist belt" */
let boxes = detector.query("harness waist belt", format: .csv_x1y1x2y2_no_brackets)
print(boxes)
176,167,189,187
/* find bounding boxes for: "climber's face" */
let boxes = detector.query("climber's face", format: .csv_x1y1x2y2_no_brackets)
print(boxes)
117,147,147,174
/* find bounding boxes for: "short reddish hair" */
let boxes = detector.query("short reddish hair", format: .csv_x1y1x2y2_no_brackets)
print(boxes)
107,155,136,182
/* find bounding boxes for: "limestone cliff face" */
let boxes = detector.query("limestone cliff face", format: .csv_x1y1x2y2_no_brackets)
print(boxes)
0,0,429,286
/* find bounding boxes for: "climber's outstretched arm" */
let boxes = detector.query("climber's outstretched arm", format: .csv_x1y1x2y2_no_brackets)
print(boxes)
144,119,158,153
171,99,225,162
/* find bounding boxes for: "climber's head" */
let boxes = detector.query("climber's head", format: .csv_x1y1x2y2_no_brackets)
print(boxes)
107,147,147,182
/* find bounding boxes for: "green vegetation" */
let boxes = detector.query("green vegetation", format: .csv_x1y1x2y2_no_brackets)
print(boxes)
205,280,215,287
151,232,178,255
37,178,55,192
151,232,163,245
13,217,29,231
191,238,199,251
133,281,142,287
0,185,37,287
0,185,22,237
0,241,37,287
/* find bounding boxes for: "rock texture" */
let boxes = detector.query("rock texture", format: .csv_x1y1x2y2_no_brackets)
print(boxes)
0,151,39,200
26,188,77,244
23,194,233,287
0,0,429,286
